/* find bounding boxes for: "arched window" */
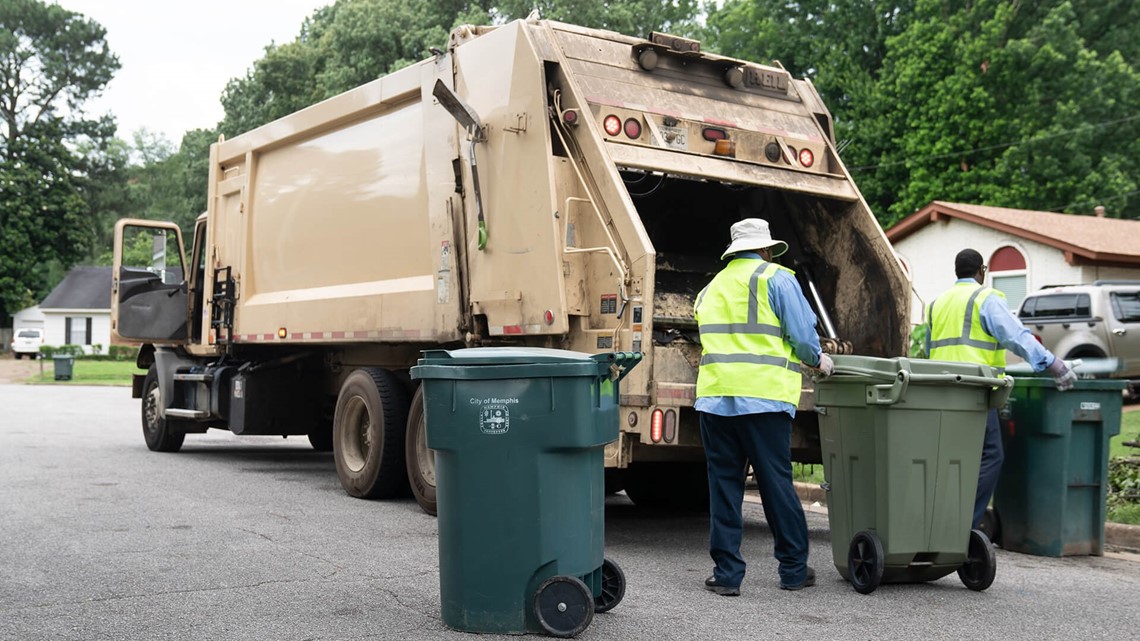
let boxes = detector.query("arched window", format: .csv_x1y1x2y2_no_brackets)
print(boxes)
989,246,1028,310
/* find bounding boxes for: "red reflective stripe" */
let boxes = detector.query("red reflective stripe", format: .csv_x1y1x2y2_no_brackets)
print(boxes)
502,325,524,335
331,331,346,339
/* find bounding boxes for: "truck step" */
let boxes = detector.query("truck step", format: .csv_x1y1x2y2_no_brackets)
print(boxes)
165,408,209,420
173,372,214,383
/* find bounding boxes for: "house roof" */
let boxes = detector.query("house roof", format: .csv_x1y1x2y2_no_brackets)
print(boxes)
40,266,113,310
886,201,1140,266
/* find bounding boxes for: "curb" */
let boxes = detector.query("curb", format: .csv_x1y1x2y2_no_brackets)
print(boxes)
792,481,1140,554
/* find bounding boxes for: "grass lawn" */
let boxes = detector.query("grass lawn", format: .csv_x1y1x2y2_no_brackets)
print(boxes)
25,360,140,386
1110,409,1140,459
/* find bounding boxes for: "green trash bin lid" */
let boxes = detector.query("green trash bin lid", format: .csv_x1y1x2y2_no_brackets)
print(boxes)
411,347,642,381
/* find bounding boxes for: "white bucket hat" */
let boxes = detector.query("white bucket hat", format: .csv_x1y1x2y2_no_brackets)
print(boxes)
720,218,789,260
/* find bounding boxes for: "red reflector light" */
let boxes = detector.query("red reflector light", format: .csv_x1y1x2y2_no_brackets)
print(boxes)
798,148,814,167
624,118,642,139
603,115,622,136
562,109,579,126
702,127,727,141
1033,334,1043,344
650,409,664,443
663,410,677,443
543,310,555,325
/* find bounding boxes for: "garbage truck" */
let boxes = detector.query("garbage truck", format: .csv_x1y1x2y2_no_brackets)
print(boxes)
112,18,910,515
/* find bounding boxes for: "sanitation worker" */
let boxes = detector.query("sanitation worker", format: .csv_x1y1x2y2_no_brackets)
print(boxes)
926,248,1077,529
693,218,833,596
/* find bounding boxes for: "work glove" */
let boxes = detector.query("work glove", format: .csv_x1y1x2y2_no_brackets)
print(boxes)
816,353,835,377
1046,358,1077,391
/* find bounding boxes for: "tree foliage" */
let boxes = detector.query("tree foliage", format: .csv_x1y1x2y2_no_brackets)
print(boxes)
0,0,120,318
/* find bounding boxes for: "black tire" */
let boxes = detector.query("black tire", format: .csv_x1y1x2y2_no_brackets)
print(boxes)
979,507,1002,548
533,576,594,638
333,368,411,499
13,352,22,360
958,529,997,591
848,529,885,594
405,385,437,516
594,558,626,613
141,366,186,452
623,462,709,511
603,468,625,496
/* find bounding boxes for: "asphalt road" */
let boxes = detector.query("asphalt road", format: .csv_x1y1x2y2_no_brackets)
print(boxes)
2,384,1138,641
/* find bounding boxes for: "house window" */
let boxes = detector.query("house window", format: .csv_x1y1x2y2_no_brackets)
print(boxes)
65,317,93,345
989,246,1028,310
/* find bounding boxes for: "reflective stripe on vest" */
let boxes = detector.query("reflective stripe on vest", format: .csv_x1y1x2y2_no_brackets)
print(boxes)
927,283,1007,372
694,259,802,405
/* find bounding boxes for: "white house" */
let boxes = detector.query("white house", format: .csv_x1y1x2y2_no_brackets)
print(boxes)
37,267,114,354
887,201,1140,324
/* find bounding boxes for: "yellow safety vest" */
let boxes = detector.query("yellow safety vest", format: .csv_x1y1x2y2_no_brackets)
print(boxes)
694,259,802,405
927,283,1007,372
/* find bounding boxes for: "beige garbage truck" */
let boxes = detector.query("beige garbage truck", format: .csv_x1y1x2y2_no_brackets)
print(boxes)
113,19,909,514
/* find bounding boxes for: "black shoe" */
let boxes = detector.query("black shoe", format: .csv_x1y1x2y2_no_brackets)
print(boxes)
779,566,816,591
703,575,740,597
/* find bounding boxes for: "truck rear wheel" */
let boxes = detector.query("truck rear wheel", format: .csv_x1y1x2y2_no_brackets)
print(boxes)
405,385,437,516
141,366,186,452
333,368,411,499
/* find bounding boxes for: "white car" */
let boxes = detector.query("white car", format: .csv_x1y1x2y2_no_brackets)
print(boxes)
11,328,44,359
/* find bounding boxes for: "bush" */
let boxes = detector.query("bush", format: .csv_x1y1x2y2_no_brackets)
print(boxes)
909,324,928,359
108,345,139,362
39,344,84,358
1107,457,1140,511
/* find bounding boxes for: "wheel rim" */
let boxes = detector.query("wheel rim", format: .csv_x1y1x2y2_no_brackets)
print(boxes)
144,383,161,436
595,559,625,613
534,576,593,638
851,538,876,586
413,414,435,486
340,396,372,473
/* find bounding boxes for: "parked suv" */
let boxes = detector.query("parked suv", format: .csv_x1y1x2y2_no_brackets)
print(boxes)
1017,280,1140,392
10,328,44,359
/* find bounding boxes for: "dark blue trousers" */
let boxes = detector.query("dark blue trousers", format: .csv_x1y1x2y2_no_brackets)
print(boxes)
699,411,810,588
973,408,1003,528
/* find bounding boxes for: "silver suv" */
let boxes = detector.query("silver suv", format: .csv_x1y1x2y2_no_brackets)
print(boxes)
1017,280,1140,389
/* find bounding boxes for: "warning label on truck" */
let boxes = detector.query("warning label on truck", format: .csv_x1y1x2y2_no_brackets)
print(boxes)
601,294,618,314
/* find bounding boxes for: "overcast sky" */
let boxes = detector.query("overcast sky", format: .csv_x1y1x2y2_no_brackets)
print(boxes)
56,0,331,146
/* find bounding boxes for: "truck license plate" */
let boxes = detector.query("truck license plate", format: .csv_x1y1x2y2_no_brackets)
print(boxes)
660,125,687,150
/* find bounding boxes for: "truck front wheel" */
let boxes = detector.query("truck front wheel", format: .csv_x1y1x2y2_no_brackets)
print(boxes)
141,366,186,452
333,368,411,499
405,385,437,516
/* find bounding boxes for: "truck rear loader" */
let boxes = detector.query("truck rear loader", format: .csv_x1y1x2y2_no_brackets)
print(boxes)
113,19,910,514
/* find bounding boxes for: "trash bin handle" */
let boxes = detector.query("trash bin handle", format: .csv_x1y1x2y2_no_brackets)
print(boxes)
867,369,911,405
593,351,643,382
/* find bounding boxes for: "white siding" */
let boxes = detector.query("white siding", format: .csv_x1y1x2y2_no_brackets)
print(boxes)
41,311,112,354
12,306,45,329
894,218,1097,324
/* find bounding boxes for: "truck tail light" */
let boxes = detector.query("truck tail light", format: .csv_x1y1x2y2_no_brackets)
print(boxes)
1032,333,1043,344
702,127,727,141
663,410,677,443
604,115,622,136
798,148,815,167
650,409,664,443
624,118,642,139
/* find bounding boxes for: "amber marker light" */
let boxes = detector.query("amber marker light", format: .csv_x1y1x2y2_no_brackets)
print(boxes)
278,328,287,339
650,409,664,443
713,139,736,157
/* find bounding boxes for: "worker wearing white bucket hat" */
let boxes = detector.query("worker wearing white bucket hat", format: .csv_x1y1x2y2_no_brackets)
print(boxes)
695,218,833,595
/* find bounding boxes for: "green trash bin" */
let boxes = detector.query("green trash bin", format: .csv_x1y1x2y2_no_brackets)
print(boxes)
992,377,1126,556
815,355,1013,594
53,355,75,381
410,347,641,637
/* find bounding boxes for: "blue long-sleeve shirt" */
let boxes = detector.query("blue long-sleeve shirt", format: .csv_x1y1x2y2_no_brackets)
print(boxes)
925,279,1056,371
695,253,823,418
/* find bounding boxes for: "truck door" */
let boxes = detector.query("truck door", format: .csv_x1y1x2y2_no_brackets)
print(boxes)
111,219,190,344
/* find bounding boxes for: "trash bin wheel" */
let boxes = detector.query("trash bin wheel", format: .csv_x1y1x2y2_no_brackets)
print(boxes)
957,529,996,591
847,529,885,594
594,558,626,613
979,507,1002,547
533,575,594,638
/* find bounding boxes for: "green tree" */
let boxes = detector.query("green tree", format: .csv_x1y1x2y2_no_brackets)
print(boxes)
857,0,1140,223
0,0,120,318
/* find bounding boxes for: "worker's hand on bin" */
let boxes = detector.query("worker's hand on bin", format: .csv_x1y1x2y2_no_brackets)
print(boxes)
815,353,835,377
1046,358,1077,391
